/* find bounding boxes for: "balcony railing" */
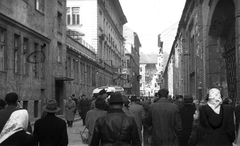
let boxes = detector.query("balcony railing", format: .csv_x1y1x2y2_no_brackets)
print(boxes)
66,29,96,54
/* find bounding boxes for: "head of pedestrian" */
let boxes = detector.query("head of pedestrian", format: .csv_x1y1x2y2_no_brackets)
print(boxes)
158,88,169,98
108,92,123,108
95,97,106,110
81,94,86,98
176,95,183,101
4,92,18,106
183,95,193,104
68,96,72,101
43,99,61,114
130,95,138,103
122,95,130,107
208,88,222,109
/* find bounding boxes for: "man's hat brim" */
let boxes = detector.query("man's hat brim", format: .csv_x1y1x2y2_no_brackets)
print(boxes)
43,106,61,113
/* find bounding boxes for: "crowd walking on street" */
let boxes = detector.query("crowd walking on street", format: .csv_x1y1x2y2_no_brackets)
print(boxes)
0,87,239,146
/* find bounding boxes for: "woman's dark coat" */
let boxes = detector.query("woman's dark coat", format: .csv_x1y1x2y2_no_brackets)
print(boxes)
199,104,235,146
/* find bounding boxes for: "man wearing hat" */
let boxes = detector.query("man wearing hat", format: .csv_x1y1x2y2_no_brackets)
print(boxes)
178,95,196,146
90,92,141,146
79,94,90,125
33,99,68,146
129,95,145,142
145,88,182,146
0,92,32,133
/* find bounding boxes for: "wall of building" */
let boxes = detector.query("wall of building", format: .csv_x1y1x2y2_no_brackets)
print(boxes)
164,0,240,103
0,0,67,120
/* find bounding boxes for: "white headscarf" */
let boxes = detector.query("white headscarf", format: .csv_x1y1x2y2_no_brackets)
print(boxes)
207,88,222,114
0,109,29,144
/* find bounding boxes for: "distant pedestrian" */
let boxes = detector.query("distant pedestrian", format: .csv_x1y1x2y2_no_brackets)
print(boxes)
71,94,78,115
173,95,183,109
122,95,134,117
129,95,145,142
79,94,90,125
0,92,32,133
145,88,182,146
0,99,6,110
188,109,206,146
85,97,107,144
65,96,76,127
179,95,196,146
0,109,37,146
90,92,141,146
199,88,235,146
33,99,68,146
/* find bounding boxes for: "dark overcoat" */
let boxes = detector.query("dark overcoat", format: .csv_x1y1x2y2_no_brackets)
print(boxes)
179,103,196,146
199,104,235,146
33,114,68,146
146,98,182,146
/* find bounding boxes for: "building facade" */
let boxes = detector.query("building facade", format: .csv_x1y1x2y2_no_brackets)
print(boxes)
140,53,159,97
67,0,127,87
0,0,67,120
123,26,141,96
163,0,240,103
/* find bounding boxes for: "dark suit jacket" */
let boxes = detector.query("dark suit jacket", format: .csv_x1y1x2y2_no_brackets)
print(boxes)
199,105,235,146
33,113,68,146
0,105,32,133
0,130,37,146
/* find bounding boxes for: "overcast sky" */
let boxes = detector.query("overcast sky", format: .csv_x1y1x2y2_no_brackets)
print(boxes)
119,0,186,54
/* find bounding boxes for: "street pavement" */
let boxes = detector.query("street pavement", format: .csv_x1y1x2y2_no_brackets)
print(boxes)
67,116,88,146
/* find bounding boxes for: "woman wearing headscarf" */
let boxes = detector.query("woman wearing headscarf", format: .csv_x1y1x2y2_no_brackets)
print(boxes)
0,109,37,146
199,88,235,146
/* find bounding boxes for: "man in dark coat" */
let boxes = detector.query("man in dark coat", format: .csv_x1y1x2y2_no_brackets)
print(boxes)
90,92,141,146
178,95,196,146
129,95,145,142
79,94,90,125
0,92,32,133
33,99,68,146
145,88,182,146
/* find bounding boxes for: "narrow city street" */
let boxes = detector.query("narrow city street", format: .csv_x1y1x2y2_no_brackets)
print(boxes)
67,116,88,146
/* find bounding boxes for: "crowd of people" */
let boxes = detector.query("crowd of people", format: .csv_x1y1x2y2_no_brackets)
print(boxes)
0,87,239,146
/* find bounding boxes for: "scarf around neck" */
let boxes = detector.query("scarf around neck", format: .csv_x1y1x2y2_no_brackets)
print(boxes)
207,88,222,114
0,109,29,144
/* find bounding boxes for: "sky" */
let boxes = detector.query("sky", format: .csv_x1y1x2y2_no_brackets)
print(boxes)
119,0,186,54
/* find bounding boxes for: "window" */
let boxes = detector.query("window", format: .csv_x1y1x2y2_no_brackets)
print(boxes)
66,7,70,25
14,34,20,74
23,38,29,75
0,28,5,71
92,67,96,86
34,100,38,118
57,42,62,62
23,101,28,110
72,7,80,25
57,12,62,32
36,0,45,13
